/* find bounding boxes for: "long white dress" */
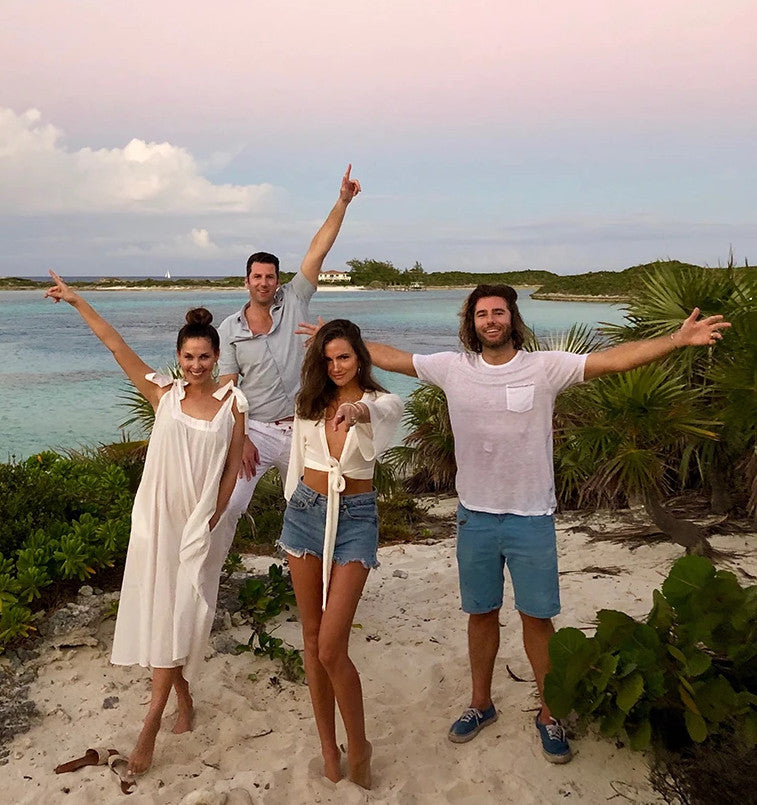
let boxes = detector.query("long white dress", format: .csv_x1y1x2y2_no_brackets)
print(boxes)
111,375,247,681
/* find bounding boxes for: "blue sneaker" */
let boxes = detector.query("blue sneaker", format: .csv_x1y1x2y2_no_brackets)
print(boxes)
534,715,572,763
448,704,498,743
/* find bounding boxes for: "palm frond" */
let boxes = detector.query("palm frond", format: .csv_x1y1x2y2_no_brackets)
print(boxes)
118,361,182,436
386,384,456,493
524,322,603,354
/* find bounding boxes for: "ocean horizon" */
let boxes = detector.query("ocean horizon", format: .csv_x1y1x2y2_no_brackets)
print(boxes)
1,288,625,460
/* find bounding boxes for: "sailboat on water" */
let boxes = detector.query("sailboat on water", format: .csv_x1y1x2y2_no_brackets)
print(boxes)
164,269,171,280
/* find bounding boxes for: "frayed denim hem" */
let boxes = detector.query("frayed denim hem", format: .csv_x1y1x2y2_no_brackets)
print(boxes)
277,542,320,561
277,541,378,570
334,556,380,571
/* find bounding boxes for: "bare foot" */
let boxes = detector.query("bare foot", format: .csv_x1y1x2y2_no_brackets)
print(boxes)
128,717,160,775
323,746,342,783
348,740,372,790
172,701,194,734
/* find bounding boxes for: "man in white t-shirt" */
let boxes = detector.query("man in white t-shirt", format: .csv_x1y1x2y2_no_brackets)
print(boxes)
366,283,729,762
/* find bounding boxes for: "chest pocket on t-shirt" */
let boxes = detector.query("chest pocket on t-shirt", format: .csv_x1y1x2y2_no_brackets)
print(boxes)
506,383,535,413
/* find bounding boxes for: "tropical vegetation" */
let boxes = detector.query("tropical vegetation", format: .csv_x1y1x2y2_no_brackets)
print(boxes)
545,555,757,750
530,259,707,300
545,554,757,803
345,258,554,289
0,448,138,647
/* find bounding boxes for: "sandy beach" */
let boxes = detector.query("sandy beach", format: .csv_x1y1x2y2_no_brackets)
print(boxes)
3,501,754,805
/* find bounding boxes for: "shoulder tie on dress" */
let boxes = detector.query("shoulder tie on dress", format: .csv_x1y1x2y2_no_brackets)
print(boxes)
212,381,249,413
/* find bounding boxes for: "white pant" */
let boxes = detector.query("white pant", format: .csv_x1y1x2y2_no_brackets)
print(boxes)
225,419,294,522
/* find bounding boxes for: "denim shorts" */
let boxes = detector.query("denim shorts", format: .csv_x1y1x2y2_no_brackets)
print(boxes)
277,480,379,569
456,504,560,618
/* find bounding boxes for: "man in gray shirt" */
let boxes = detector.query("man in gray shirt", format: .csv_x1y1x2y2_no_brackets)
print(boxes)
218,166,361,522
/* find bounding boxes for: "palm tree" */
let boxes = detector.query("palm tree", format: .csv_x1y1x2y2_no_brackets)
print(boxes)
383,383,456,493
600,261,756,516
553,364,719,551
707,279,757,516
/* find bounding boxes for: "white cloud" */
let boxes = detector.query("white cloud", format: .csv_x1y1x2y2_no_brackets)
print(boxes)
0,107,275,214
114,227,226,258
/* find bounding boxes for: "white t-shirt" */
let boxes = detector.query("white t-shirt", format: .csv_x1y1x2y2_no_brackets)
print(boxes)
413,350,587,516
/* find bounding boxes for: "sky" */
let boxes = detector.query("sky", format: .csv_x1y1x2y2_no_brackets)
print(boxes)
1,0,755,277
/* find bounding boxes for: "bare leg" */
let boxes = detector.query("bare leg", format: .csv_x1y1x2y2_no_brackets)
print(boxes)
468,609,500,710
317,561,372,789
172,671,194,733
519,612,555,722
287,553,341,783
128,666,182,774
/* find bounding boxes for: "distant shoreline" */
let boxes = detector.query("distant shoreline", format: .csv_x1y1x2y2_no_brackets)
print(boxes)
0,282,364,293
0,277,630,304
531,292,630,303
1,282,619,301
3,261,731,303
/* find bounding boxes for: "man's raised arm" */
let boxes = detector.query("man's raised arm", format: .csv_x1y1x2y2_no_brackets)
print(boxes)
299,165,361,287
366,342,418,377
584,308,730,380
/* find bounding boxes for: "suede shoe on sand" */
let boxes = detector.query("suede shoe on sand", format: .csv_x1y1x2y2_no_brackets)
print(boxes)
535,715,572,763
448,704,498,743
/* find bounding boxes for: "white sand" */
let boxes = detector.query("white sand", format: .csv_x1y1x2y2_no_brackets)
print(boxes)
4,505,755,804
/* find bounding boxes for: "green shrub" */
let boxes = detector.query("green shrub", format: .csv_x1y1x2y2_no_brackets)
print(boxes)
0,450,138,651
237,563,303,681
378,492,430,543
544,555,757,751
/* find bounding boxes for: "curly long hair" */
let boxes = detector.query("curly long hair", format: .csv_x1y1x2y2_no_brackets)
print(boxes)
458,284,526,352
296,319,387,421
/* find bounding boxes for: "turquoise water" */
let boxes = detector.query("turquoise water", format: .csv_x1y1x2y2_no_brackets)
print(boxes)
0,288,625,459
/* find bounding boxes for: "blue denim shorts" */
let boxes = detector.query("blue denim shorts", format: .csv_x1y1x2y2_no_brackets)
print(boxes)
277,480,379,569
456,504,560,618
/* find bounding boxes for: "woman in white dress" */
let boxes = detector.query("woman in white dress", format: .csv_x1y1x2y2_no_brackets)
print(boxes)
45,271,246,775
278,319,403,788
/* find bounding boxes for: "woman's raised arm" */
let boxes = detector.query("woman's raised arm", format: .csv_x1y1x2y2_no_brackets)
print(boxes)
45,270,163,408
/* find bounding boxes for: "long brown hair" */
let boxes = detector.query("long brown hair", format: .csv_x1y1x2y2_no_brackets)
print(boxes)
296,319,387,421
458,284,527,352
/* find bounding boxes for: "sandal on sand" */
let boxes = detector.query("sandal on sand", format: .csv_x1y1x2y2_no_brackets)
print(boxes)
107,755,137,795
54,747,119,774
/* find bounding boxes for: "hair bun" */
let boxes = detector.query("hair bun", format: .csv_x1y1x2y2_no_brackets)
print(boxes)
186,307,213,326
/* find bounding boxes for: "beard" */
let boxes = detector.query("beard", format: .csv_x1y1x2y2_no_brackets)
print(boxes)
476,323,513,349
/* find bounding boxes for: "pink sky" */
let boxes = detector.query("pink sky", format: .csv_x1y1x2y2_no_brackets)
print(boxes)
5,1,754,136
1,1,756,275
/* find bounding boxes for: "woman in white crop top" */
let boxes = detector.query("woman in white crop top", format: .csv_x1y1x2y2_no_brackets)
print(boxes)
278,319,402,789
45,272,245,780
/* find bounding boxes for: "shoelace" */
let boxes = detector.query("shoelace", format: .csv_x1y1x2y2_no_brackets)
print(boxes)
459,708,484,723
544,720,566,741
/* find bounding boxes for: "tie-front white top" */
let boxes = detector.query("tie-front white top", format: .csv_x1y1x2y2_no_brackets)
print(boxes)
284,390,403,608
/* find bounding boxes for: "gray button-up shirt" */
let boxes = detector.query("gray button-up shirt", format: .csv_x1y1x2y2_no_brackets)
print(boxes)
217,272,316,422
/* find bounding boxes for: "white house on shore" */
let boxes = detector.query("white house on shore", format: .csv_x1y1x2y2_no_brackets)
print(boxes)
318,269,351,284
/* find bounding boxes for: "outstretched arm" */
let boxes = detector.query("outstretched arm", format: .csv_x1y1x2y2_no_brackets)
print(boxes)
366,341,418,377
584,308,731,380
299,164,361,287
44,270,162,407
